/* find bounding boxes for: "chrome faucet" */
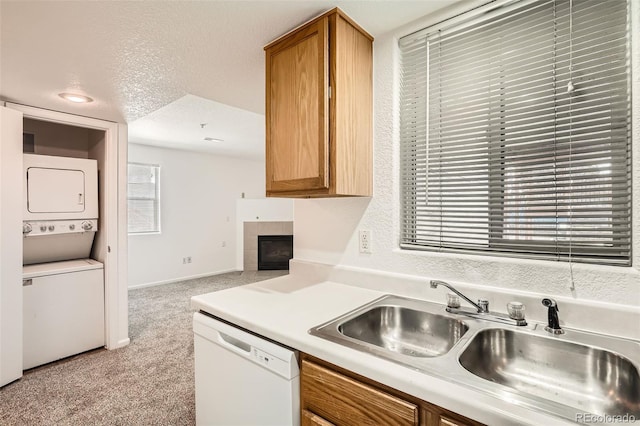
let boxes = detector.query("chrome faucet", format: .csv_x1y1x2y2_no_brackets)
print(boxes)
430,280,527,326
541,298,564,334
430,280,488,313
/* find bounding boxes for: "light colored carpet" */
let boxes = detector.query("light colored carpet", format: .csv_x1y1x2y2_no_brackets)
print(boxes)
0,270,287,425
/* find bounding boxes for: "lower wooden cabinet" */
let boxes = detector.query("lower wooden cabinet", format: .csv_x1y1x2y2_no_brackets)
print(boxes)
302,409,335,426
438,416,470,426
301,354,484,426
424,407,480,426
301,358,418,425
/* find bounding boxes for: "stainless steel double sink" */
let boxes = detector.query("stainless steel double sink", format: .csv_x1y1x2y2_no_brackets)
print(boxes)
309,295,640,423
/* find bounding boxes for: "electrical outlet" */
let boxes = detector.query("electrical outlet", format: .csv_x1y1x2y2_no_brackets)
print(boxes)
182,257,187,264
187,256,192,263
359,230,371,253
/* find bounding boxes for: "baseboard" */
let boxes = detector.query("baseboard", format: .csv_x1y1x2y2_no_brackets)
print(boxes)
104,337,131,350
128,269,240,290
115,338,131,349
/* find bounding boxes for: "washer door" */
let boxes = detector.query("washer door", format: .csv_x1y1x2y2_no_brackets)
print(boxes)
27,167,85,213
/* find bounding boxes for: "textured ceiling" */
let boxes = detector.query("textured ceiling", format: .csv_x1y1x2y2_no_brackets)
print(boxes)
1,0,459,157
129,94,265,159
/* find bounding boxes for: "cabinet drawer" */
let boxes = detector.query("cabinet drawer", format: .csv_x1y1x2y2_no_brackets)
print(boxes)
440,417,466,426
302,409,335,426
423,405,484,426
301,359,419,426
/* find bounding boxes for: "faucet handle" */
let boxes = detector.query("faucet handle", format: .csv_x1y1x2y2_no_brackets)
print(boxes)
446,293,461,308
507,301,525,320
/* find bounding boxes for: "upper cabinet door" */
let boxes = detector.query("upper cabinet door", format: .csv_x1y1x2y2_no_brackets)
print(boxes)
265,8,373,198
265,17,329,194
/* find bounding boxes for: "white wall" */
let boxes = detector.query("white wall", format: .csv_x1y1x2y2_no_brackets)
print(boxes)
293,1,640,307
128,143,264,287
235,198,294,270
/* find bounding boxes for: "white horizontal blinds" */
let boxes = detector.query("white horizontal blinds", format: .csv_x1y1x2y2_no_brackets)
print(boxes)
399,0,631,265
128,163,160,233
400,29,429,246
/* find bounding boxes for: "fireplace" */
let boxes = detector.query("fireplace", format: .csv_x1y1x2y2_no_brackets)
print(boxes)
258,235,293,270
243,221,293,271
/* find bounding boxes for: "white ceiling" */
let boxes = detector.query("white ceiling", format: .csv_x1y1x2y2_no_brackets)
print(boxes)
129,94,265,159
1,0,459,158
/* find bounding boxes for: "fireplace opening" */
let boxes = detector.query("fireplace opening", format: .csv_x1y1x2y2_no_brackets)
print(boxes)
258,235,293,270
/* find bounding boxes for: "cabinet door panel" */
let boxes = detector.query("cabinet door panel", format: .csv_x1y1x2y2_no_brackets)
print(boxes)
266,18,329,193
301,359,419,426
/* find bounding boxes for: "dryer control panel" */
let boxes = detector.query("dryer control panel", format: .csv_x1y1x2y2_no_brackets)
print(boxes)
22,219,98,236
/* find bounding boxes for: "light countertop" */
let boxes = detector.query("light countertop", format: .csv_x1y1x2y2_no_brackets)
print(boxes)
191,272,578,426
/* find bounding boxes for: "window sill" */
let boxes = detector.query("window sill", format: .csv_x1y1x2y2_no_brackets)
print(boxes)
128,231,161,236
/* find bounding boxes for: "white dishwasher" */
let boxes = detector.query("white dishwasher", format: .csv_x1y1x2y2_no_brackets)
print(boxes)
193,312,300,426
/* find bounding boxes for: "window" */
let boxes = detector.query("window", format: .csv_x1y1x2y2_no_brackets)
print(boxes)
399,0,631,265
128,163,160,234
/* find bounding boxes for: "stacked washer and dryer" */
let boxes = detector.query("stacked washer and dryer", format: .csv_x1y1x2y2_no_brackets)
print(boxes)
22,153,105,370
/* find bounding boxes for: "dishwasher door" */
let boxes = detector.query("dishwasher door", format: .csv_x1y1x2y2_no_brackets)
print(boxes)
193,312,300,426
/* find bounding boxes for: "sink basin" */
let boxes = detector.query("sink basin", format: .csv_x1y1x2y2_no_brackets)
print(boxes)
310,294,640,422
459,328,640,417
310,295,468,361
338,305,468,357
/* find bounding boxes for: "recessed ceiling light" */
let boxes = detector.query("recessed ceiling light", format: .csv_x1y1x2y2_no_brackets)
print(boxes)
58,92,93,103
204,137,224,142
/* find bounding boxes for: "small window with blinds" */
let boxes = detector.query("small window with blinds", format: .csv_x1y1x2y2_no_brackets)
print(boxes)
128,163,161,234
399,0,631,265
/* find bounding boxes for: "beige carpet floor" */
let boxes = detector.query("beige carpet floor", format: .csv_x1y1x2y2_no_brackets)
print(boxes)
0,270,286,425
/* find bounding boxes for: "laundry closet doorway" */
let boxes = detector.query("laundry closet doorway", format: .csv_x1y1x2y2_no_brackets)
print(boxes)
0,103,129,386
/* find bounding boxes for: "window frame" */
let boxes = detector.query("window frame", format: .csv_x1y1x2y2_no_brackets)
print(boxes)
127,162,161,235
399,0,632,266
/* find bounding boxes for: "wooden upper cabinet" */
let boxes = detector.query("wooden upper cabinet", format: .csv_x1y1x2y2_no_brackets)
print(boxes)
265,8,373,197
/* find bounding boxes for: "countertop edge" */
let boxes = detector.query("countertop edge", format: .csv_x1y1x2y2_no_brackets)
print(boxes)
190,275,576,426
